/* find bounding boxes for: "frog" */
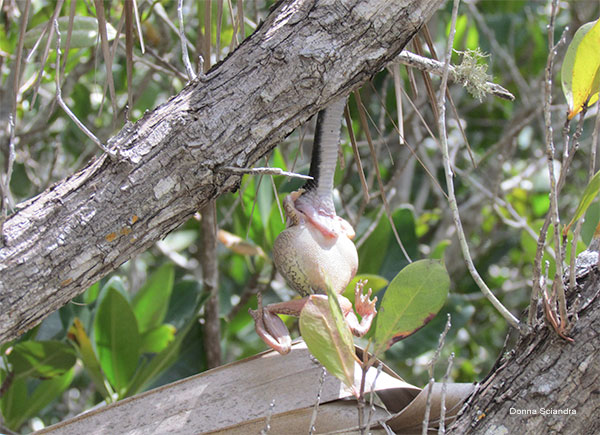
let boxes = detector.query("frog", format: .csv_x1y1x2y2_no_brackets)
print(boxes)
249,98,377,355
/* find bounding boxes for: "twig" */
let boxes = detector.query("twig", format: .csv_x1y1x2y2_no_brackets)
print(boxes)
437,0,521,330
31,0,63,107
177,0,196,81
529,0,567,327
565,112,588,295
0,113,16,240
12,0,30,121
132,0,145,54
308,366,327,435
260,400,276,435
93,0,118,121
365,363,384,434
423,314,452,435
53,19,114,157
396,50,514,101
219,166,313,180
438,352,455,435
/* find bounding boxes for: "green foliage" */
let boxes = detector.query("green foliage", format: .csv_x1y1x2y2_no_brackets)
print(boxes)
1,341,76,431
7,341,75,380
373,260,450,355
1,368,75,430
94,287,141,394
132,264,175,334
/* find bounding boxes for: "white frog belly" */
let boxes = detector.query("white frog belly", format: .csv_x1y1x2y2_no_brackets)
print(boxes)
273,222,358,297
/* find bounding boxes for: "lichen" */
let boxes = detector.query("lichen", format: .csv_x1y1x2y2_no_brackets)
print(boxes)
453,48,493,102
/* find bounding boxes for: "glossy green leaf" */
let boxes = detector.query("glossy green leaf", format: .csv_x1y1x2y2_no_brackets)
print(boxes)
374,259,450,354
140,324,176,354
562,19,600,119
94,288,140,393
299,287,357,396
68,318,113,400
24,16,117,49
132,264,175,333
564,169,600,235
8,340,76,380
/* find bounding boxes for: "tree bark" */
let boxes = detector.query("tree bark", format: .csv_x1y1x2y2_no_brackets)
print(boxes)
449,255,600,434
0,0,445,344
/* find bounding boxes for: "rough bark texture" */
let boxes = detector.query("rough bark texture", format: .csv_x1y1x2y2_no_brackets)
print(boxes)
0,0,445,344
449,256,600,434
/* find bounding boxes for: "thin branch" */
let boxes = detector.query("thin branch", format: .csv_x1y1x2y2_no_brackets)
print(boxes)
396,50,515,101
438,352,455,435
219,166,313,180
0,115,16,240
308,366,327,435
132,0,145,54
12,0,30,117
31,0,63,107
53,19,114,157
422,313,452,435
529,0,565,326
437,0,521,330
94,0,118,121
178,0,196,81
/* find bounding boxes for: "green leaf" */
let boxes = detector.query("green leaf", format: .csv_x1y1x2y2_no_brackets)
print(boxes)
358,207,417,280
430,239,451,260
0,370,28,431
21,368,75,426
140,324,176,354
562,19,600,119
8,341,76,380
67,318,113,400
343,274,388,301
24,16,117,50
564,169,600,235
299,287,357,396
132,264,175,333
374,259,450,354
94,287,140,394
83,281,101,304
123,316,196,397
582,202,600,244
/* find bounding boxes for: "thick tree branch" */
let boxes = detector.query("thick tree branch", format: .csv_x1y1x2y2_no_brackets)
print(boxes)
449,258,600,434
0,0,444,344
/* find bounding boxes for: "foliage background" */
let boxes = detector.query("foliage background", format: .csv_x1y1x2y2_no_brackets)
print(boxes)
1,0,599,432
